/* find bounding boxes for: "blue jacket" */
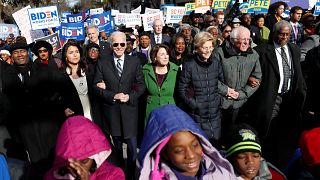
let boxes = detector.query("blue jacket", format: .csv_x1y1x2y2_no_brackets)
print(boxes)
138,105,236,180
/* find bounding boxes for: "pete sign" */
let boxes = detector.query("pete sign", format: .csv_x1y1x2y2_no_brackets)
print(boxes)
28,6,60,30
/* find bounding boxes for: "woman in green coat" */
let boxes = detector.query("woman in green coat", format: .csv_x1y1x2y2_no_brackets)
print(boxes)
143,44,179,125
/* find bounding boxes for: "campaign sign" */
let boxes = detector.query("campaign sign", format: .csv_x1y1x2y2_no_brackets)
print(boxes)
212,0,230,12
185,3,195,15
90,8,104,15
125,14,142,28
28,6,60,30
0,24,19,39
12,5,45,44
66,11,87,23
142,11,164,31
239,2,249,13
90,11,114,32
145,8,160,14
314,2,320,16
166,6,186,24
61,11,72,23
60,22,85,41
247,0,270,14
115,13,126,26
34,33,61,55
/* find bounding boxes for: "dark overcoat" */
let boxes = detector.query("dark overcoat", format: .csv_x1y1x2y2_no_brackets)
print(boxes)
94,54,145,138
250,42,307,137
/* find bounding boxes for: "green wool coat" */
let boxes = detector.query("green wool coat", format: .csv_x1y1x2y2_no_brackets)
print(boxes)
142,62,179,125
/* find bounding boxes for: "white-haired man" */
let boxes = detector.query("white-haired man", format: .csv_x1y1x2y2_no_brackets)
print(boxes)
93,31,145,178
86,25,111,58
150,19,171,47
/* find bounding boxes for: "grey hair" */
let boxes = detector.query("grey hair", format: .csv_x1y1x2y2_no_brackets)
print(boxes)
273,20,292,33
230,26,250,40
153,19,163,27
86,25,99,33
110,31,126,44
206,26,219,33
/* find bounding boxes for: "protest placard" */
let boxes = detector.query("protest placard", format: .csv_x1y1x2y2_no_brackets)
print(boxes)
12,5,45,44
0,24,19,40
34,33,61,55
115,13,126,26
185,3,195,14
165,6,185,24
66,11,88,23
111,9,120,16
142,11,164,31
145,7,161,14
212,0,230,12
90,11,114,33
247,0,270,14
195,0,211,13
90,8,104,15
28,6,60,30
61,11,72,23
239,2,248,13
131,6,141,14
125,14,142,28
60,22,85,41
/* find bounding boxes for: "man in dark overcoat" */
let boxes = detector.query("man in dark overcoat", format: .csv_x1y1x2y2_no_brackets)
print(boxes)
247,20,307,169
2,42,61,177
93,31,145,177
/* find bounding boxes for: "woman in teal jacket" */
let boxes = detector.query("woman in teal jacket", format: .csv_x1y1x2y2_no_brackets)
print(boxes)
143,44,179,125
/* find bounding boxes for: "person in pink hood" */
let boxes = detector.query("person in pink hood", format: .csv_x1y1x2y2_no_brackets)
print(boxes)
45,115,125,180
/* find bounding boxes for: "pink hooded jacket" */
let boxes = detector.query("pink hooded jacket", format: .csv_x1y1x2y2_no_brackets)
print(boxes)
45,115,125,180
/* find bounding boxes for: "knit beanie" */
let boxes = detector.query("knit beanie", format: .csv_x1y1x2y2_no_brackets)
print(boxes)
300,127,320,168
224,123,262,157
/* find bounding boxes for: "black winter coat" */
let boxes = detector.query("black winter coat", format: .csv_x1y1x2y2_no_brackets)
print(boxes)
179,54,224,141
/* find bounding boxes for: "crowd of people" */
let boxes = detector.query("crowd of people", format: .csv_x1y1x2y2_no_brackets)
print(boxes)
0,1,320,179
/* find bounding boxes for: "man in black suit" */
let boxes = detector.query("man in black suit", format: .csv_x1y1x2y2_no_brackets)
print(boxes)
86,25,111,58
150,19,171,47
247,20,307,169
94,31,145,177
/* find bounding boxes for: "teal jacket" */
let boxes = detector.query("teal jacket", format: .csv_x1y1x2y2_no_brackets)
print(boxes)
142,62,179,124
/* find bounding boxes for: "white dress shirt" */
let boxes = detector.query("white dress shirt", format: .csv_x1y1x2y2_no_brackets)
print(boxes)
274,42,292,93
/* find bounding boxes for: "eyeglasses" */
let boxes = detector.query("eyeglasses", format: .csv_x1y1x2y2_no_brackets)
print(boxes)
112,43,126,47
224,30,232,33
38,49,48,53
89,47,99,52
233,38,250,42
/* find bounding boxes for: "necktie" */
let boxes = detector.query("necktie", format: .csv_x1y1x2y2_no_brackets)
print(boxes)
116,59,122,77
294,25,298,40
157,35,160,44
281,47,291,93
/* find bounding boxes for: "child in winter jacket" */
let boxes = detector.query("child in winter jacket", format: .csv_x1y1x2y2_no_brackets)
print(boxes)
138,105,236,179
45,115,125,180
224,123,286,180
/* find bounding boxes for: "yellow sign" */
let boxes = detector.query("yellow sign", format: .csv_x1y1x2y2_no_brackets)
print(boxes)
185,3,195,14
195,0,211,8
212,0,229,10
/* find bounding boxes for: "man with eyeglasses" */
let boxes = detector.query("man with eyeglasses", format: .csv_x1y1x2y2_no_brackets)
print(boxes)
247,20,306,169
93,31,145,178
214,26,261,139
2,41,62,178
32,40,63,70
